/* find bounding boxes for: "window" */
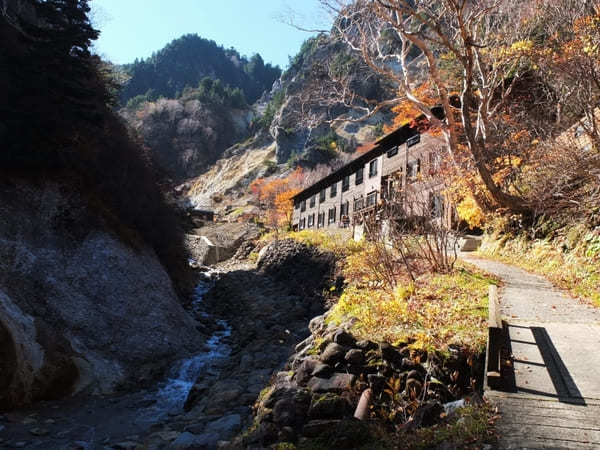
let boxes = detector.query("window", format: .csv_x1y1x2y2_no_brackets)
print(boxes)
407,134,420,147
300,200,306,212
330,182,337,197
299,217,306,230
319,189,326,202
429,193,444,217
317,212,325,228
294,201,300,210
309,195,316,208
407,160,419,182
342,175,350,192
308,213,315,227
355,167,363,185
387,146,398,158
369,159,378,177
354,197,364,211
340,201,349,217
366,191,377,207
328,207,336,224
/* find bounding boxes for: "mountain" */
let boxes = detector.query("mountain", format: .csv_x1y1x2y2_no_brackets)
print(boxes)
186,32,397,212
119,34,281,106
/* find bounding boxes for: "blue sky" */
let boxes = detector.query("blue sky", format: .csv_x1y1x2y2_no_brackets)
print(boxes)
91,0,330,69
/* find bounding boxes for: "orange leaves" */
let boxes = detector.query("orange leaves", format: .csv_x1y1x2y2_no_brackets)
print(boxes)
384,82,438,134
250,168,305,229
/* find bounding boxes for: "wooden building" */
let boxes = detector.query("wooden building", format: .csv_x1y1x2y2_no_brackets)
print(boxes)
291,120,452,239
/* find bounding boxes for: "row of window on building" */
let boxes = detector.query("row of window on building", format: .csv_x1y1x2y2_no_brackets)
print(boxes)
298,201,353,230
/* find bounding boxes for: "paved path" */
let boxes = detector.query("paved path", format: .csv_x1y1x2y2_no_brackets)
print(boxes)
462,255,600,449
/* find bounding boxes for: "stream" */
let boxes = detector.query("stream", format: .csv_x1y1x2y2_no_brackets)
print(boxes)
138,269,231,421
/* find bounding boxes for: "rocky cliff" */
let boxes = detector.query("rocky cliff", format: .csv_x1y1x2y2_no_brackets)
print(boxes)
0,179,203,409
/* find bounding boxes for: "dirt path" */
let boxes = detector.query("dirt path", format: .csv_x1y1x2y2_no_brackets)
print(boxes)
462,254,600,449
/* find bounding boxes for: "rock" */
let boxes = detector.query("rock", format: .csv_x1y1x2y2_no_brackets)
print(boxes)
355,340,376,351
111,442,141,450
307,373,356,393
344,349,364,365
171,432,220,449
333,330,356,347
401,357,422,372
296,358,319,384
308,315,326,335
278,426,296,443
443,399,466,416
272,397,302,427
409,401,444,428
29,427,50,436
320,343,347,365
0,181,204,406
308,393,353,419
311,363,333,379
380,343,402,364
204,414,242,438
302,419,341,438
406,369,422,381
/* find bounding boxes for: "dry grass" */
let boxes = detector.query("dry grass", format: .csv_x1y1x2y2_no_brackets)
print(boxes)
283,230,499,354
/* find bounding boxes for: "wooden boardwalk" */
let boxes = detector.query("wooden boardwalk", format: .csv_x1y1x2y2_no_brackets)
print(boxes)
463,255,600,449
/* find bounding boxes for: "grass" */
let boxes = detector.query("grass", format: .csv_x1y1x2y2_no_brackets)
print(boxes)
279,230,499,354
478,225,600,306
402,403,498,449
326,262,498,354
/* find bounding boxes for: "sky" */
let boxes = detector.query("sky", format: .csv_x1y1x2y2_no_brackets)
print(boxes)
91,0,331,69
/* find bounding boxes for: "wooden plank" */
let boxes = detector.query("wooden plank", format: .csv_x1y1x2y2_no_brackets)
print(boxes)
485,284,504,386
488,284,502,328
498,423,600,444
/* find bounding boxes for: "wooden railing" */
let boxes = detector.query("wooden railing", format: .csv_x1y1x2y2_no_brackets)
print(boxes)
485,284,505,390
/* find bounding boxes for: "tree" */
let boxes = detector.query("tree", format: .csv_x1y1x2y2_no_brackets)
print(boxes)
250,168,305,230
317,0,551,214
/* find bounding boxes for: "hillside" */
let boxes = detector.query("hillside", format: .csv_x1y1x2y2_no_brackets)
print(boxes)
0,0,202,408
185,32,400,211
120,79,255,181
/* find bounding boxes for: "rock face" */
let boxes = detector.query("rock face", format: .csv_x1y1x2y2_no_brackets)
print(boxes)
120,97,254,182
0,180,202,408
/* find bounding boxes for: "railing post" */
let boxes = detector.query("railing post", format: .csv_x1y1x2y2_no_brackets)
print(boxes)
485,284,504,390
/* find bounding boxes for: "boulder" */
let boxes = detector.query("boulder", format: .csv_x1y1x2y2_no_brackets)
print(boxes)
204,414,242,438
333,330,356,347
320,343,347,365
308,393,353,419
307,373,356,393
344,349,365,365
171,431,220,449
311,363,333,379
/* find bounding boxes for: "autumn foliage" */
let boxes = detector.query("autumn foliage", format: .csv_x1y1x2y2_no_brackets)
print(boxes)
250,167,304,230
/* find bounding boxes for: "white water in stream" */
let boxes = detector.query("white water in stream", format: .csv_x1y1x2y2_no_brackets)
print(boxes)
137,270,231,423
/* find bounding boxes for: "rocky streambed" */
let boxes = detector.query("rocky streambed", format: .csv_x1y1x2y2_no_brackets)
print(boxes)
0,239,335,449
0,238,485,449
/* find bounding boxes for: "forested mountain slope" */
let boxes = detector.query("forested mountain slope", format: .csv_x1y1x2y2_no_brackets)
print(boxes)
119,33,281,106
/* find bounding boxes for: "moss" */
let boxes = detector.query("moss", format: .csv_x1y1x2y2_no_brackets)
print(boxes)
402,404,497,449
